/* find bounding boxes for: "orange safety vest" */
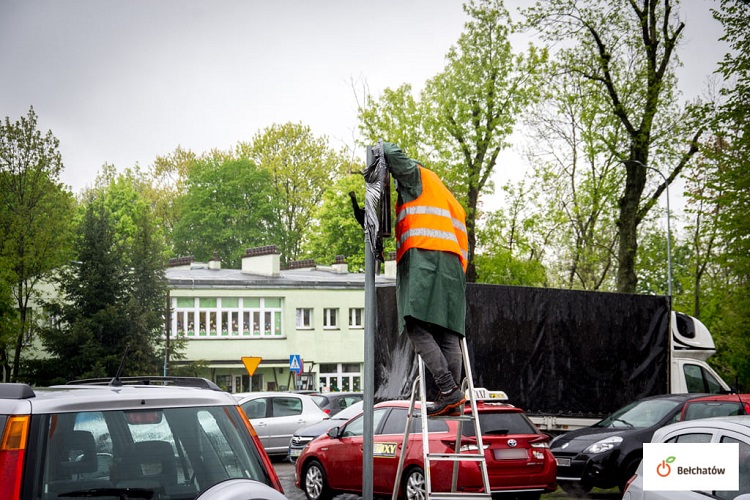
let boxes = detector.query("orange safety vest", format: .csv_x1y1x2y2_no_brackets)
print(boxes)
395,166,468,272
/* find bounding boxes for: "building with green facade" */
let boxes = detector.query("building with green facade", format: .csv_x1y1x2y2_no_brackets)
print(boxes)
166,246,395,393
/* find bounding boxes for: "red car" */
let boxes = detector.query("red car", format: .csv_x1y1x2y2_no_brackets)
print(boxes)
294,399,557,500
680,393,750,420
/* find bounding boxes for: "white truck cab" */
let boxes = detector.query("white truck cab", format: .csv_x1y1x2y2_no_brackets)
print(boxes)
671,311,731,394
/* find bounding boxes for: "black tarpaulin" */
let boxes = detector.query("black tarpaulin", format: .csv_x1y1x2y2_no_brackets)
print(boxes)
375,283,670,418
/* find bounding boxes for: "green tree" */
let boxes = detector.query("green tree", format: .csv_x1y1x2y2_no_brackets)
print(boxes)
524,0,706,293
699,0,750,390
239,123,346,264
40,198,126,382
360,0,547,282
35,170,170,383
0,108,75,381
475,181,548,286
171,157,280,268
522,66,624,290
147,147,233,254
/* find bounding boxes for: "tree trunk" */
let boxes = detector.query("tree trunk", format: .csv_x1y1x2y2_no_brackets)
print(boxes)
466,186,479,283
616,159,648,293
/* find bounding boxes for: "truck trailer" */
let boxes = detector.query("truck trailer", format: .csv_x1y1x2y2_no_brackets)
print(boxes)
373,283,729,433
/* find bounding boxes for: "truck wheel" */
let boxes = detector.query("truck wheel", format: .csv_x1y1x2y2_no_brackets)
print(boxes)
558,480,591,497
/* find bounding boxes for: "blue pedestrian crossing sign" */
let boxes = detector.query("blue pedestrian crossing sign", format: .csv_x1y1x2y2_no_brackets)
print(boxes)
289,354,302,374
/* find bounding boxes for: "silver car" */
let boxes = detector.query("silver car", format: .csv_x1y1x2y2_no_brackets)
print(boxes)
0,377,285,499
236,391,329,456
623,416,750,500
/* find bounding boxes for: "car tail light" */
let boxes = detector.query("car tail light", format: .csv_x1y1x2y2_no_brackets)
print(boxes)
443,438,489,453
324,409,331,415
236,406,284,493
0,415,30,500
530,441,550,449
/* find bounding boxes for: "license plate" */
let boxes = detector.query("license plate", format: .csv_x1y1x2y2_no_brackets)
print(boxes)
493,448,528,460
289,448,302,458
556,458,571,467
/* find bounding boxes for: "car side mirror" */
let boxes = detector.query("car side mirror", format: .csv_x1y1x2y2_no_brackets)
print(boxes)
327,426,341,439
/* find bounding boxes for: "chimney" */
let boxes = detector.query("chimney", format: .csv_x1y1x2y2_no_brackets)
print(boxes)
208,252,221,270
331,255,348,274
384,252,397,279
242,245,280,276
168,256,194,269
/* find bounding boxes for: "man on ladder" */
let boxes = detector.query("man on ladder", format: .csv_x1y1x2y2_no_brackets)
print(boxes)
381,142,469,417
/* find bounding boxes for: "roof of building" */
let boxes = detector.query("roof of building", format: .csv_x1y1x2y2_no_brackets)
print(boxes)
166,266,394,289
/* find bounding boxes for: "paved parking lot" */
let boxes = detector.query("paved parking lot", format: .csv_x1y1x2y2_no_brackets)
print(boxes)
273,459,619,500
274,460,363,500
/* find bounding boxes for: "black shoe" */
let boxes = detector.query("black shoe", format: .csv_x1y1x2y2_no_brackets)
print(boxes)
427,387,466,417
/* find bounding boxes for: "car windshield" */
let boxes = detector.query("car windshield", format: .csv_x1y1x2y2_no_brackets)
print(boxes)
462,412,537,437
596,399,681,429
683,401,744,420
311,395,328,407
334,401,364,420
33,405,275,500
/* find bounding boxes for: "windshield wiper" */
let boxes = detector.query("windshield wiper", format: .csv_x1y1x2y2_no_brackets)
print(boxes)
58,488,154,499
613,418,634,428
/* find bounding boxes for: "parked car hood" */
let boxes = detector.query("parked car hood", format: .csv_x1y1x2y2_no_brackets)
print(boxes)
551,427,629,453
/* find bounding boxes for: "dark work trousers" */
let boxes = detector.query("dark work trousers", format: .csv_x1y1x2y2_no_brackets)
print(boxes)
405,317,463,394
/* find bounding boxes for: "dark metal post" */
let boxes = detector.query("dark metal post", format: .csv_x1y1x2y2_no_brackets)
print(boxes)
362,146,376,500
164,289,170,376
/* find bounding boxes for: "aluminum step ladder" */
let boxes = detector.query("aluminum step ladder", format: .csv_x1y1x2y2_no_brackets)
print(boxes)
391,336,491,500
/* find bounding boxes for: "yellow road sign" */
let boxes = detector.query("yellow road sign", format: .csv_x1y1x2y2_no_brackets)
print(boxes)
241,356,262,376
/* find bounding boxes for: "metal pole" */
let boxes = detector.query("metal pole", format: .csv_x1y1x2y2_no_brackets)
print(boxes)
362,146,375,500
642,163,673,298
164,289,170,376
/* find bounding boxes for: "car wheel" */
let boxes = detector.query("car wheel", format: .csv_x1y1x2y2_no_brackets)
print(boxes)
302,460,333,500
402,467,425,500
619,458,641,492
558,480,591,497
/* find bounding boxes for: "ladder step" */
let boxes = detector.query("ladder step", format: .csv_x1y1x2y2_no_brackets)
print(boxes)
427,493,491,500
427,414,474,422
427,453,486,461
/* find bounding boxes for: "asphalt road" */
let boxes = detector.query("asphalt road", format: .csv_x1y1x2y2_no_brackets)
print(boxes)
272,459,620,500
274,459,363,500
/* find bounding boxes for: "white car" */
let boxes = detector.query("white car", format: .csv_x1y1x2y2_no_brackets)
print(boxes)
235,391,329,456
623,416,750,500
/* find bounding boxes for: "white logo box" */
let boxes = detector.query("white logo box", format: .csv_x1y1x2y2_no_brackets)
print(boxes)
643,442,739,491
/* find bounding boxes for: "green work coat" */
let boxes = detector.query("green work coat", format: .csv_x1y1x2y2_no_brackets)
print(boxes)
383,142,467,337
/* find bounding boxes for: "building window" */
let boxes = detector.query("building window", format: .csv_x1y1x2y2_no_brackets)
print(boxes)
349,308,364,329
319,363,361,392
173,297,282,338
296,308,312,329
323,308,338,329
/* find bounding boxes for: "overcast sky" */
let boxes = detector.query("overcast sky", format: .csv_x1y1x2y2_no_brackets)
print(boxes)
0,0,727,206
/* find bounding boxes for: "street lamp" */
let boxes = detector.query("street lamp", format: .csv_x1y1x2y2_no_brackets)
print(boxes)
630,160,673,298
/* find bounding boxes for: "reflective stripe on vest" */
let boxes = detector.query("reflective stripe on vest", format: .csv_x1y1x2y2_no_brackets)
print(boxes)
395,167,468,271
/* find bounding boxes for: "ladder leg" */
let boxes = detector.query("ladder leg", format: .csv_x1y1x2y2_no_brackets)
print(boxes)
418,354,432,500
460,337,491,497
392,376,420,500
